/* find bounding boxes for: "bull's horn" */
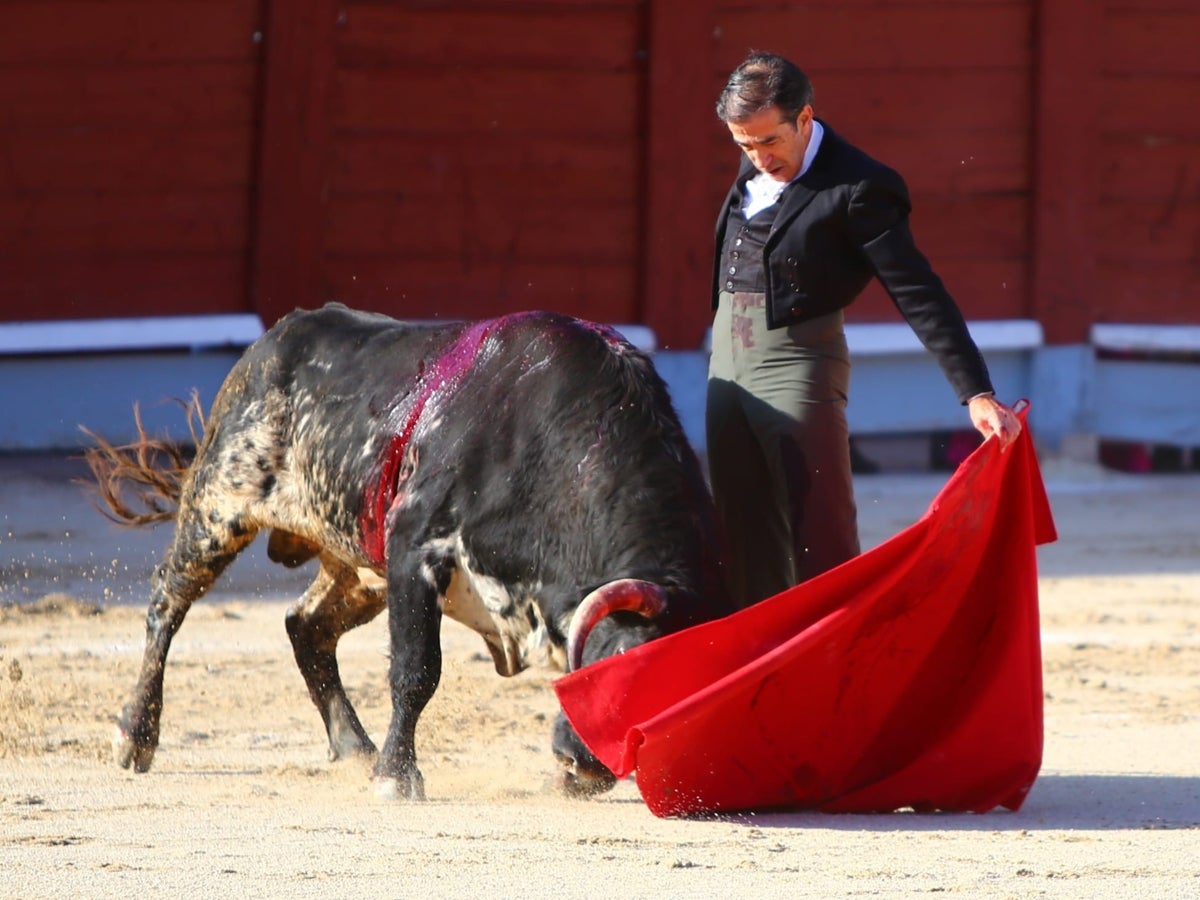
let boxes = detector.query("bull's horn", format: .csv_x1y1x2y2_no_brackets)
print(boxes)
567,578,668,672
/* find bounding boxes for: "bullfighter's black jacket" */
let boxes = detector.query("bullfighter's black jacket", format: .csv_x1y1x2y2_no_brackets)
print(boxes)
711,121,994,404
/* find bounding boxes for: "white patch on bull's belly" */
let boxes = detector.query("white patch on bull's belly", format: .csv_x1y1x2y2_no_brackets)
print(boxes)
428,534,562,676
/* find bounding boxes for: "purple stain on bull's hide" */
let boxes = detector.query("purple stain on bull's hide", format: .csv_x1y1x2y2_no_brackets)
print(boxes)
359,312,549,566
578,319,627,350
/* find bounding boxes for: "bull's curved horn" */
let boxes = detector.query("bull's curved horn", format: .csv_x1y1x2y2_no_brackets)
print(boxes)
567,578,668,672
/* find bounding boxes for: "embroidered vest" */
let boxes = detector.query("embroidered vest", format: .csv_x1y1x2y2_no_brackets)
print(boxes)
719,192,777,294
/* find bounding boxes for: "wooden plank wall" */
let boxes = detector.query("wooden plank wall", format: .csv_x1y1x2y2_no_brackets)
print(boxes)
1096,1,1199,328
1032,0,1200,344
250,0,339,325
308,0,648,328
0,0,1194,348
0,0,264,320
641,0,721,349
1030,0,1099,346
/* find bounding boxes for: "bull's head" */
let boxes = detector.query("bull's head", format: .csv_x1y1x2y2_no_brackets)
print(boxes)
552,578,668,797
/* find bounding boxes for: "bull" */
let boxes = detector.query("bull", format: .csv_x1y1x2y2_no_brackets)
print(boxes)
86,303,730,799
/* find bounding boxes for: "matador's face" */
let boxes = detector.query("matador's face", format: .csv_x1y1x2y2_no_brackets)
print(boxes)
726,104,814,183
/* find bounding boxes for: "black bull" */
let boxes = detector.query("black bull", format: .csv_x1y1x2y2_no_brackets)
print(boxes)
88,304,731,799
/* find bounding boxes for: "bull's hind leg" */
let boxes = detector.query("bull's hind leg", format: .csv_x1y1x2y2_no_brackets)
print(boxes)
285,557,386,761
114,508,257,772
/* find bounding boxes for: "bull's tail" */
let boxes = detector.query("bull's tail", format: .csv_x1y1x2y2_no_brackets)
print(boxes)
79,392,206,527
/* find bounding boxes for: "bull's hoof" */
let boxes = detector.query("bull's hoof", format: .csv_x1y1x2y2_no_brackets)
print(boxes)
112,725,156,773
556,767,618,799
373,772,426,801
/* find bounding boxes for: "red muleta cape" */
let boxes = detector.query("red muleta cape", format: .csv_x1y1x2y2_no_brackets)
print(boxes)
554,409,1056,818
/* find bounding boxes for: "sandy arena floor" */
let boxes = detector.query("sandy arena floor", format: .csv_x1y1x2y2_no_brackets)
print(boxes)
1,451,1198,898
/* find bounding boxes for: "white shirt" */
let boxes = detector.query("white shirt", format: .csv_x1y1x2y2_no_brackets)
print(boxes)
741,120,825,219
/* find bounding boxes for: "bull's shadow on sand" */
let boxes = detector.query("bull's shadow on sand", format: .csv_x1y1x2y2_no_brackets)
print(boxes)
710,774,1200,832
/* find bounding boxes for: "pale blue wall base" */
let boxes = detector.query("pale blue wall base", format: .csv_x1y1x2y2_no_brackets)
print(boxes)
1,350,245,451
3,324,1198,456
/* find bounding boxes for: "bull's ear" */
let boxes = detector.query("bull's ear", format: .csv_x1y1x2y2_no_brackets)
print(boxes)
267,530,321,568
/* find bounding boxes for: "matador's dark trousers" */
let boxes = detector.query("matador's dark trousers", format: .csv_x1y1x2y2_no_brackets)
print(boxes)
706,291,861,608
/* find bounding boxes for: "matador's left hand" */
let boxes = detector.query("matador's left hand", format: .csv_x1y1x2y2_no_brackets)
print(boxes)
968,393,1022,450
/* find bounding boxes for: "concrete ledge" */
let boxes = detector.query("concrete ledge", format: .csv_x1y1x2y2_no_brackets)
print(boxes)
1091,324,1200,354
676,319,1044,446
0,314,265,356
842,320,1042,435
0,315,657,451
1087,324,1200,446
5,313,1195,456
846,319,1043,355
702,319,1044,355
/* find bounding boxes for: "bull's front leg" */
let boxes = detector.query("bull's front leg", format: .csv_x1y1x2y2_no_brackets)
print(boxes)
372,551,442,801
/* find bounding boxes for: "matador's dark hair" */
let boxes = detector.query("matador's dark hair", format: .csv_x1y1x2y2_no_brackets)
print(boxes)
716,51,814,124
